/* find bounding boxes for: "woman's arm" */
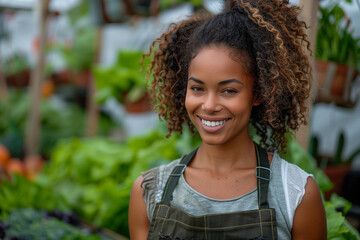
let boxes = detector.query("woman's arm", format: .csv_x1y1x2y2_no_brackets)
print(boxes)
292,177,327,240
129,176,150,240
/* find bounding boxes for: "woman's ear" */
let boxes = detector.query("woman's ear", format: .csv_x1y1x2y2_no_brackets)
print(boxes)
252,95,262,106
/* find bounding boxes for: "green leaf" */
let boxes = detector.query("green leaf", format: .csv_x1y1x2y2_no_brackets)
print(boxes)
330,194,352,215
125,85,146,103
316,3,360,67
93,50,148,103
325,201,360,239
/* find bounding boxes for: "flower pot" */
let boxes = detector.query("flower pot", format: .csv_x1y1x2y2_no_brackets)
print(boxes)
315,60,358,106
5,69,30,88
123,92,152,113
52,69,72,85
324,163,352,200
71,70,90,88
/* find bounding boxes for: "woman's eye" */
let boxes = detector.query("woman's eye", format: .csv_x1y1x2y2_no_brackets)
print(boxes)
222,89,238,94
190,86,203,92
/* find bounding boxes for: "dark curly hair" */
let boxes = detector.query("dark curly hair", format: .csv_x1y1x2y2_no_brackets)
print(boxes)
145,0,312,152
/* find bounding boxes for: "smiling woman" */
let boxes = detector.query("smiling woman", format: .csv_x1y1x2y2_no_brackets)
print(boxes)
129,0,327,239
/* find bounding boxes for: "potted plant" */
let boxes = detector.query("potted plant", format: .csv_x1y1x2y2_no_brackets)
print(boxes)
3,52,31,88
315,0,360,106
93,50,152,113
50,27,96,88
309,132,360,200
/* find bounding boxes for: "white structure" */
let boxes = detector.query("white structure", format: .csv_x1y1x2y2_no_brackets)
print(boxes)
1,1,360,168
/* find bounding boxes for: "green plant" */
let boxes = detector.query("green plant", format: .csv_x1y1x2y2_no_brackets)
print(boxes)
316,0,360,71
50,27,96,73
94,50,151,104
159,0,202,10
2,52,30,76
0,208,109,240
325,199,360,239
0,174,69,214
0,89,115,159
37,124,359,239
310,131,360,167
37,124,198,237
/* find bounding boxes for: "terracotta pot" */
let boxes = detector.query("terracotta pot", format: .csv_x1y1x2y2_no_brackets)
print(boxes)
122,92,152,113
315,60,358,101
324,163,352,200
5,70,30,87
71,70,90,88
53,69,72,85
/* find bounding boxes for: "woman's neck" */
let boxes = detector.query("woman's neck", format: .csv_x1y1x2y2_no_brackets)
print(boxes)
193,136,257,174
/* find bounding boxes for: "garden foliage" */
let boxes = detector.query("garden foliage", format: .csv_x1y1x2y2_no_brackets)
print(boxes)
0,123,359,239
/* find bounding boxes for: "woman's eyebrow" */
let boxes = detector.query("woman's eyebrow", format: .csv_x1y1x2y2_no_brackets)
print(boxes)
188,77,243,86
218,78,243,86
188,76,204,84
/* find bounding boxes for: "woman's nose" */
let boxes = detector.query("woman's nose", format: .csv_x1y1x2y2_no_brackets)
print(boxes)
202,93,222,113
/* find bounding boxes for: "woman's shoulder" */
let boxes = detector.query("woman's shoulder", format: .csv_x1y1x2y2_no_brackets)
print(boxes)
140,158,182,220
142,158,181,180
271,153,313,181
270,153,315,228
141,158,181,190
271,153,313,201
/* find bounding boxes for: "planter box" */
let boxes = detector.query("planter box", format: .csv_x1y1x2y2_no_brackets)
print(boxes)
315,60,358,107
5,70,30,88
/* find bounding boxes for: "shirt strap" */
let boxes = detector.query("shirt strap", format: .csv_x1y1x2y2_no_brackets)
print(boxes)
160,148,198,205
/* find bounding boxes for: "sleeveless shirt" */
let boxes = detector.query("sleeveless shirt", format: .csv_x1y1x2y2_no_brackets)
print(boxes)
141,152,312,239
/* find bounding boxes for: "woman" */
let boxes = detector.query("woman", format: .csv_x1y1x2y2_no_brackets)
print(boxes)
129,0,327,239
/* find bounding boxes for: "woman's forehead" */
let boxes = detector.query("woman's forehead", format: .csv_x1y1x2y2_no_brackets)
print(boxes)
189,45,254,77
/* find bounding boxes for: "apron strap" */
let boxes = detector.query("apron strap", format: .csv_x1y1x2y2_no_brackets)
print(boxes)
160,148,198,205
160,144,272,209
255,144,271,209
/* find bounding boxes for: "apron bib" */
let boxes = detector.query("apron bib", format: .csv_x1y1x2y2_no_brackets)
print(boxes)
147,144,278,240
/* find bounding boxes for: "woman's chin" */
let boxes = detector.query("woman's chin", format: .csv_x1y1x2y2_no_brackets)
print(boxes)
199,134,227,146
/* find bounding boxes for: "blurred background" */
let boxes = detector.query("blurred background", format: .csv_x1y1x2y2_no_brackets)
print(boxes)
0,0,359,239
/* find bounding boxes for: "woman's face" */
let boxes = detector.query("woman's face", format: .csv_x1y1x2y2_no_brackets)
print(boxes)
185,45,259,146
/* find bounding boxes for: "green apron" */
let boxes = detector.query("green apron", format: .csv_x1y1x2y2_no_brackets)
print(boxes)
147,144,278,240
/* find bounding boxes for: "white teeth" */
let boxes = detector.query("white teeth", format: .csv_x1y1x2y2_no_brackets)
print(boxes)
201,119,227,127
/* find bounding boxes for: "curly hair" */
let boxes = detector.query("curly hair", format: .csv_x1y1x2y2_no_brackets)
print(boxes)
145,0,312,152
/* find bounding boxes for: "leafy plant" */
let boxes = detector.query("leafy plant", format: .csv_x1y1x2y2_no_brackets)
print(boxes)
2,52,30,76
37,124,194,236
36,123,359,238
0,175,124,239
159,0,202,10
94,50,151,104
316,0,360,71
50,27,96,73
325,200,360,239
309,131,360,167
0,89,115,159
0,174,69,215
0,208,108,240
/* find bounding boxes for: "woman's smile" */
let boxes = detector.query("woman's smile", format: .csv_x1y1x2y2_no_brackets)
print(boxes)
197,116,231,132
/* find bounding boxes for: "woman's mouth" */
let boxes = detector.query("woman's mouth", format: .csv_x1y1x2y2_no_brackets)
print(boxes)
197,117,231,133
201,118,229,127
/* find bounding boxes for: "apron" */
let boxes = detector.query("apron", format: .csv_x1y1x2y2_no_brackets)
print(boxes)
147,144,278,240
